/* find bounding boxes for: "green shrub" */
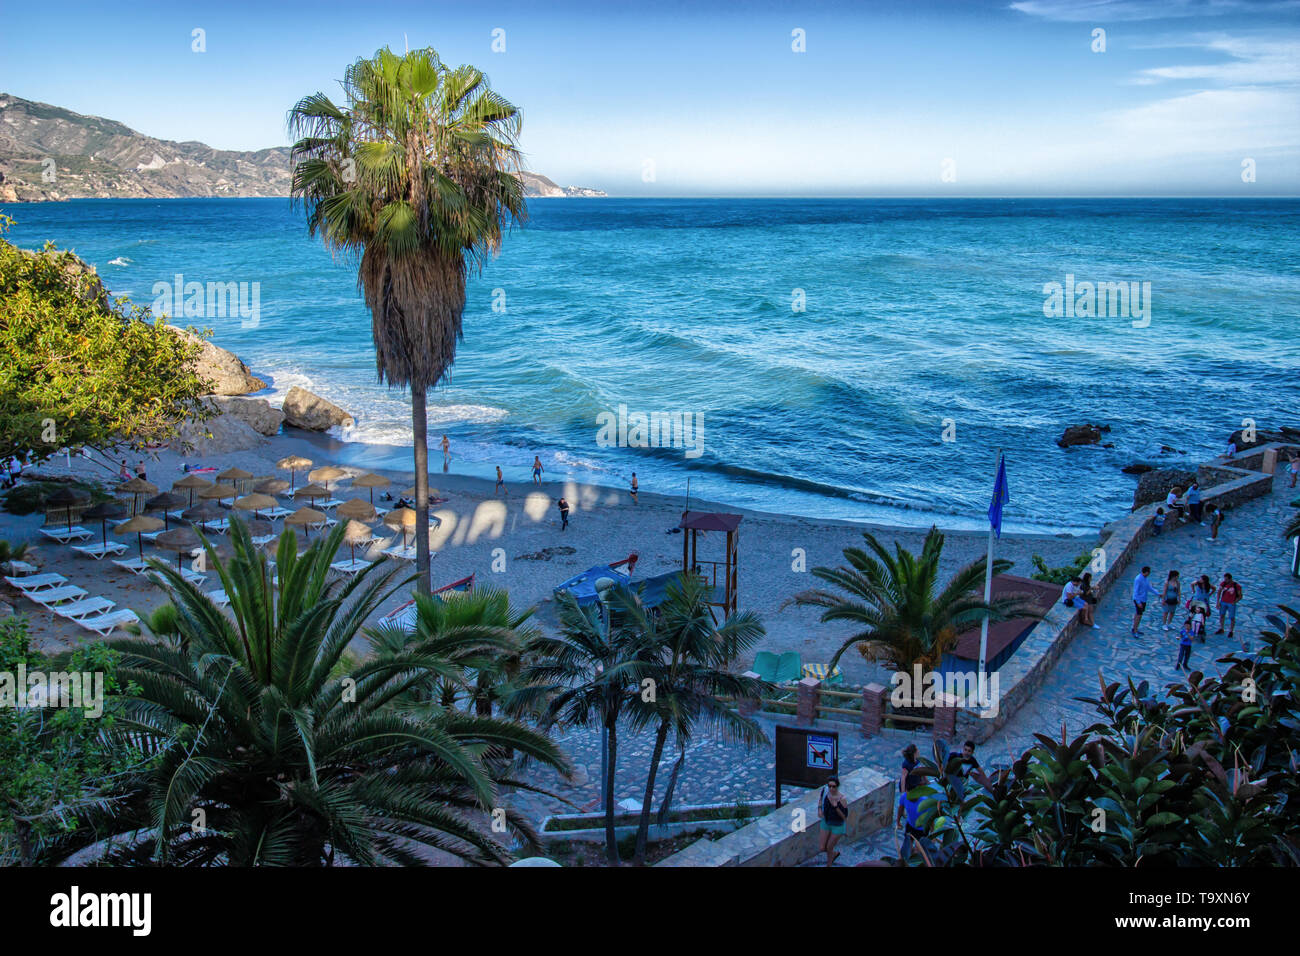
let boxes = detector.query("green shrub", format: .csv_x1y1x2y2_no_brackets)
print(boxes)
2,480,108,516
1029,551,1092,585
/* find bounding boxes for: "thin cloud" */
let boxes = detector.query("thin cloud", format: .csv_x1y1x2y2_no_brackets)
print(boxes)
1010,0,1300,22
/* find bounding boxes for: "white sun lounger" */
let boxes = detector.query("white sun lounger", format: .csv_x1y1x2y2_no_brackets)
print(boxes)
265,507,294,520
329,558,370,575
205,589,231,607
317,498,345,510
250,534,274,546
71,541,128,560
76,609,139,636
40,526,93,543
382,544,421,561
5,572,68,592
53,596,116,620
140,529,165,542
113,557,149,575
29,585,90,606
3,561,38,576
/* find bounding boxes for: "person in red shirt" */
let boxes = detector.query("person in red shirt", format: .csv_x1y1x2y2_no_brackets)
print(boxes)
1215,572,1243,642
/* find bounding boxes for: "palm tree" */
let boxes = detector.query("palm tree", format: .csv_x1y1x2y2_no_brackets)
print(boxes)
611,575,769,865
790,526,1042,674
508,593,644,865
366,585,538,717
288,47,526,594
42,518,568,866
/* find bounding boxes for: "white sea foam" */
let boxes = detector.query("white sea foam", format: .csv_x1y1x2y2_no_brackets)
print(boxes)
107,256,132,266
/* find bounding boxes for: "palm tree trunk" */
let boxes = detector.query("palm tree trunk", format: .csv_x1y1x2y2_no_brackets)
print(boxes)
604,720,620,866
633,719,670,865
412,386,431,595
657,747,686,826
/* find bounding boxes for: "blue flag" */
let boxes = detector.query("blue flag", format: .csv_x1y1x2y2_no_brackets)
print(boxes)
988,454,1009,539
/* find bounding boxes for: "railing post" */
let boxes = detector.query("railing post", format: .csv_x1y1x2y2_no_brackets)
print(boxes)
860,682,885,737
738,671,761,718
796,676,820,725
1262,447,1278,475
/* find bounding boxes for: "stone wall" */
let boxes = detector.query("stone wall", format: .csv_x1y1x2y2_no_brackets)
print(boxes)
955,443,1292,742
656,766,894,867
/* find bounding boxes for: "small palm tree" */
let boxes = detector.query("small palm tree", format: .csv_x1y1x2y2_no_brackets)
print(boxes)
791,526,1042,674
43,518,568,866
366,585,538,717
289,47,526,594
611,574,769,865
508,593,643,865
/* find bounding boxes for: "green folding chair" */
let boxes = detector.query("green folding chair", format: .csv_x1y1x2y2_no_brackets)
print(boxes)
774,651,803,684
750,651,780,683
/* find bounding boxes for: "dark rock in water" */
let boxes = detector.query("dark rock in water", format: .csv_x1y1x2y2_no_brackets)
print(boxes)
1057,423,1110,448
1159,445,1185,455
1227,426,1297,452
1123,463,1154,475
1102,443,1115,449
1133,468,1198,510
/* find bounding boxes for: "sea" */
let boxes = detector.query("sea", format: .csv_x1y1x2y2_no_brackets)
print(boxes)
5,197,1298,534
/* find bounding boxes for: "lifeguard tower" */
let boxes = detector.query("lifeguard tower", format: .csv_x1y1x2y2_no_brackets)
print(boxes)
679,511,742,619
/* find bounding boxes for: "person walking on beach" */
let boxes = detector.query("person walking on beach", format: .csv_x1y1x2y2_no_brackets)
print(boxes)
630,472,638,505
494,465,506,497
531,456,544,486
1208,506,1224,541
1215,573,1243,643
1131,566,1156,637
1161,570,1181,630
817,776,849,866
1186,482,1203,524
1175,617,1194,671
440,435,450,468
557,497,570,531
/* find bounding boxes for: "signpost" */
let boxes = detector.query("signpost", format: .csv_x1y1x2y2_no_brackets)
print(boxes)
774,725,839,808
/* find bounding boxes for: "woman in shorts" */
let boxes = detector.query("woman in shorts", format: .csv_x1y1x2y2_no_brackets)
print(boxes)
818,776,849,866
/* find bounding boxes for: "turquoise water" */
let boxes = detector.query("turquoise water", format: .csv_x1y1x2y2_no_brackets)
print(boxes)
5,197,1298,533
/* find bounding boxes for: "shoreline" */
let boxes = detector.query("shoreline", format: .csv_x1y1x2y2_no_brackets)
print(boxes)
3,424,1093,683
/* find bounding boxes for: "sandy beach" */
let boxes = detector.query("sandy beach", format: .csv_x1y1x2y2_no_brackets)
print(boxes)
2,424,1092,684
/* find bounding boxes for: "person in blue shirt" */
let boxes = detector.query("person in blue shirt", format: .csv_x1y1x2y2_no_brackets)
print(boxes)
1175,618,1194,670
1131,566,1156,637
1186,482,1203,524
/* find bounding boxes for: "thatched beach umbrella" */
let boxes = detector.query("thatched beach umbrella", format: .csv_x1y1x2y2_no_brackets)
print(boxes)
254,477,291,496
383,507,417,546
155,526,202,573
217,466,254,493
144,491,187,529
293,482,329,501
400,481,441,502
117,477,158,515
173,473,214,506
277,455,313,493
351,472,390,504
308,465,347,491
199,483,238,506
47,486,90,531
340,519,376,563
83,500,126,547
182,502,225,533
336,498,377,522
285,506,327,539
243,517,273,539
114,514,164,560
233,493,277,519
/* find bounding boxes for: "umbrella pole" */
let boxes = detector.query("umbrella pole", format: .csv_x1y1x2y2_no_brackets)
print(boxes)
137,533,143,560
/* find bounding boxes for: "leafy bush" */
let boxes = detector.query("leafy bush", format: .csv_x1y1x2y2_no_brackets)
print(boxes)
1030,550,1092,585
896,606,1300,866
2,480,109,516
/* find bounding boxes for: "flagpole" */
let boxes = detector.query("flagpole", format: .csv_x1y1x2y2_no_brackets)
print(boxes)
978,448,1001,677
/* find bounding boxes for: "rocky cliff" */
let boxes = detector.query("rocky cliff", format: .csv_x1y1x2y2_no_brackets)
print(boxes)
0,93,605,202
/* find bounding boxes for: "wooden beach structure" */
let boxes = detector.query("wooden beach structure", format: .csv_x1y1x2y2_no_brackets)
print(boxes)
679,510,741,619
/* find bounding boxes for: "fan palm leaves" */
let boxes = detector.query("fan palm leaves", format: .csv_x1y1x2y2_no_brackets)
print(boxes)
610,574,769,864
40,517,568,866
289,47,526,594
508,593,645,865
790,526,1042,674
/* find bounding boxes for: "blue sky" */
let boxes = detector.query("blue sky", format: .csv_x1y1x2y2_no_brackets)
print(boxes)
2,0,1297,195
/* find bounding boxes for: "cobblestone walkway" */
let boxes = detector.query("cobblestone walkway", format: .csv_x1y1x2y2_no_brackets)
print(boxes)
823,474,1300,865
511,475,1299,862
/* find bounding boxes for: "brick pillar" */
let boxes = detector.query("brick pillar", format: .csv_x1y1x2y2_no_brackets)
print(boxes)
1263,448,1278,475
860,682,885,737
932,692,958,740
738,671,761,718
796,676,820,725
